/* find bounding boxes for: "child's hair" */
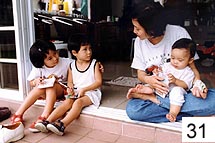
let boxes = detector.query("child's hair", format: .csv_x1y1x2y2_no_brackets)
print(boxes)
172,38,196,58
131,1,167,37
29,39,56,68
68,33,91,52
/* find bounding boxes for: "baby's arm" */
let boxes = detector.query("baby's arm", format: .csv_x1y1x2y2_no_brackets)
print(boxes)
168,73,188,90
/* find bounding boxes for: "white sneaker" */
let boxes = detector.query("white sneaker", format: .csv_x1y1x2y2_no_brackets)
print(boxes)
0,122,24,143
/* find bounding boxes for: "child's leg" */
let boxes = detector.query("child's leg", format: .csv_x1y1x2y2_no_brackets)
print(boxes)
61,96,92,127
14,88,46,117
127,84,154,99
166,104,181,122
47,99,75,122
40,84,64,119
167,87,186,122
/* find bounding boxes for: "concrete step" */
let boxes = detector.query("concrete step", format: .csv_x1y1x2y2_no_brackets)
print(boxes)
74,106,182,143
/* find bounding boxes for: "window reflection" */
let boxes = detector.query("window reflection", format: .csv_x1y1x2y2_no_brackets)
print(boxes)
0,63,18,89
0,31,16,59
0,0,14,26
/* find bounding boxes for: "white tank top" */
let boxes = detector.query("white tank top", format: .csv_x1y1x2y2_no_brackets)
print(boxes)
70,59,97,89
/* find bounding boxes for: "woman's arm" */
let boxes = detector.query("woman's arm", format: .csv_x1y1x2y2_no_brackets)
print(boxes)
137,69,169,95
168,73,188,89
189,62,200,82
189,62,207,99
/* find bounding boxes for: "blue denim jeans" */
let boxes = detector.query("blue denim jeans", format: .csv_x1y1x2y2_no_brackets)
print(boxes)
126,88,215,123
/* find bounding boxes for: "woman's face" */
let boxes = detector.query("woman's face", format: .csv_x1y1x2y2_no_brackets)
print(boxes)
44,50,59,68
132,19,150,40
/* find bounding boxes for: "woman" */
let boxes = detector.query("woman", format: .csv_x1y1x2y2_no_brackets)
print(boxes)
126,1,215,123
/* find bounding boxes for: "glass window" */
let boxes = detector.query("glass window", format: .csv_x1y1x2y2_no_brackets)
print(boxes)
0,31,16,59
0,0,17,90
0,63,18,89
0,0,14,26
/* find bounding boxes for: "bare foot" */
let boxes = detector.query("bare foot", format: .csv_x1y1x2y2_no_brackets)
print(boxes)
126,88,160,104
126,88,137,99
166,113,176,122
136,84,154,94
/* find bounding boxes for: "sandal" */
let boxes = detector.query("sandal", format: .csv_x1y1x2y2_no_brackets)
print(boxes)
29,116,47,133
10,114,23,124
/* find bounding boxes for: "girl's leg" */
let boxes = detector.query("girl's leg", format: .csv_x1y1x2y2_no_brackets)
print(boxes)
61,96,92,127
40,84,64,119
47,99,74,122
35,99,74,133
14,88,46,116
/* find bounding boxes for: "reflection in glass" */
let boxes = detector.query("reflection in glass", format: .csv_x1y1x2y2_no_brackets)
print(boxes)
0,63,18,89
0,0,14,26
0,31,16,59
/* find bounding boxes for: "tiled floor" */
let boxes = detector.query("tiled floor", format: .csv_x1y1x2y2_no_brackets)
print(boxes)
0,99,150,143
0,99,181,143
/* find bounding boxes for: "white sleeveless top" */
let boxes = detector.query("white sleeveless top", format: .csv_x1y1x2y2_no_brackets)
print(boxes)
70,59,102,107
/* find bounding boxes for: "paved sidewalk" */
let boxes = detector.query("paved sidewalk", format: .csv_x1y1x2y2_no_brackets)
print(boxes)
0,99,150,143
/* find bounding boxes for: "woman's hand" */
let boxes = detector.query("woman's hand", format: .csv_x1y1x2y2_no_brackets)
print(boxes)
191,80,208,99
98,62,104,73
146,75,169,95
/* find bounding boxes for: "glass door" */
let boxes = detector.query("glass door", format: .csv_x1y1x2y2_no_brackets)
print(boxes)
0,0,34,101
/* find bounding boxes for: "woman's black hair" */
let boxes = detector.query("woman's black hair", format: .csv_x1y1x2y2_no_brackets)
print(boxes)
131,1,167,37
29,39,56,68
68,33,91,58
172,38,196,58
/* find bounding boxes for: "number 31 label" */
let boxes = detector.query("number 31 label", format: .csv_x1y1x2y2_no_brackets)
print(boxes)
182,117,215,142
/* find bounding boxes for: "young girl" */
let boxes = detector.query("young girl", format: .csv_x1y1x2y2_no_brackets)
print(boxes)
35,34,102,135
127,38,198,122
10,40,72,132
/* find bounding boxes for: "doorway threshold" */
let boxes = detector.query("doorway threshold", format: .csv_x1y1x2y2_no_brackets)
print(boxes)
81,105,182,132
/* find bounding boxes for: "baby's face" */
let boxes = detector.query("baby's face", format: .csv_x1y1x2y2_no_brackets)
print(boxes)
170,48,191,70
44,50,59,68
